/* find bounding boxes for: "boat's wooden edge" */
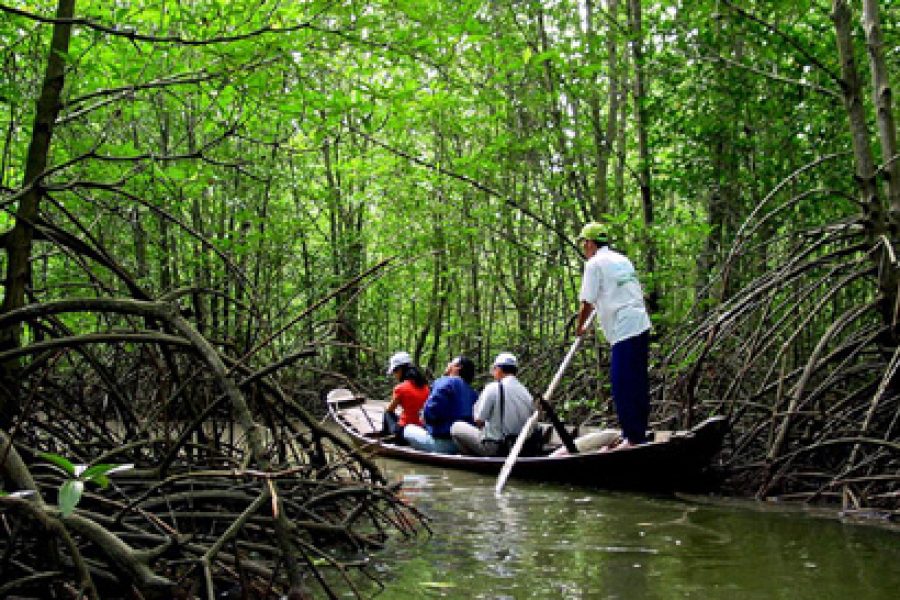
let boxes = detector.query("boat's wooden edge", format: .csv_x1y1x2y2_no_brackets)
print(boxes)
325,388,365,408
692,414,729,429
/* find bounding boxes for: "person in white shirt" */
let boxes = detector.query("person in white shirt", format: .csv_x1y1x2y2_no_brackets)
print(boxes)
451,352,534,456
576,222,652,448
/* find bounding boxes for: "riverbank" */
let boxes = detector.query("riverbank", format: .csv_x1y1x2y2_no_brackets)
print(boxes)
676,492,900,532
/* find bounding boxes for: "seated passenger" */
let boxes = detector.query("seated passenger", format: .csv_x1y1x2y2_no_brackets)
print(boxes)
403,355,477,454
451,352,533,456
382,351,430,443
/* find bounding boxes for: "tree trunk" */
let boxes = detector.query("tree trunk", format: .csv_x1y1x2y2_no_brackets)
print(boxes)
613,63,628,211
463,190,482,363
322,135,362,378
156,101,174,293
131,120,148,282
536,7,586,221
187,110,209,336
861,0,900,217
414,222,446,372
0,0,75,424
832,1,897,338
832,1,883,234
627,0,658,312
586,0,620,218
696,18,744,302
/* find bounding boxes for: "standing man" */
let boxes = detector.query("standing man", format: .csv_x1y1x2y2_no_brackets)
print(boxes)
451,352,534,456
576,222,652,448
403,355,477,454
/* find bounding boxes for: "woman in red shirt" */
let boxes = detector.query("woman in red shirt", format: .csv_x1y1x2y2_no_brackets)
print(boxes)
383,351,430,442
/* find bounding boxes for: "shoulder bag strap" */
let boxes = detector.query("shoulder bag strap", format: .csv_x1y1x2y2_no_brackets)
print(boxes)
498,380,506,438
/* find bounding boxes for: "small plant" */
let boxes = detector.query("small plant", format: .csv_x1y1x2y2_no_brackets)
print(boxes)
40,452,133,517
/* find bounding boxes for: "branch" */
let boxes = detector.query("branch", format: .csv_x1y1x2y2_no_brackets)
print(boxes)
36,198,150,300
699,54,840,99
721,0,842,85
227,256,395,376
63,512,174,593
62,57,277,109
0,3,320,46
0,498,101,599
348,126,580,254
0,332,193,364
48,181,253,292
201,489,270,595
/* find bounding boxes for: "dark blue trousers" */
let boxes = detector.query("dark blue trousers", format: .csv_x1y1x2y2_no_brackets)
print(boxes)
610,331,650,444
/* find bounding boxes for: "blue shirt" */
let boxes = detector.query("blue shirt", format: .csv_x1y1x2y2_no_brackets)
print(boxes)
423,375,477,438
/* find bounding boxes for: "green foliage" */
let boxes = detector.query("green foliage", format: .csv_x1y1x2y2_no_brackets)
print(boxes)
57,480,84,518
40,453,133,517
0,0,891,382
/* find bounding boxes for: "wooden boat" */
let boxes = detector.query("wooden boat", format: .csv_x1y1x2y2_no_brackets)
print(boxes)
327,389,729,492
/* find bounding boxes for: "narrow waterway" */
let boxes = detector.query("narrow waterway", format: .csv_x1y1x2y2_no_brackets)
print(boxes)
356,458,899,599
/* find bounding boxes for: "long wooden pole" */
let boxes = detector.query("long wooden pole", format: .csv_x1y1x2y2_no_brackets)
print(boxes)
496,311,596,495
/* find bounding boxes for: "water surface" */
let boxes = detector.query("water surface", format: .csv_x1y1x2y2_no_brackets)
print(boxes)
360,459,899,599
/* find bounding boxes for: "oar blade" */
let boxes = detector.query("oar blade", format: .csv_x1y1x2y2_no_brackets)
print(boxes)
495,410,539,495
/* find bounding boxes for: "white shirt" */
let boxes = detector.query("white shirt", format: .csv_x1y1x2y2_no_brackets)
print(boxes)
474,376,533,442
579,247,651,345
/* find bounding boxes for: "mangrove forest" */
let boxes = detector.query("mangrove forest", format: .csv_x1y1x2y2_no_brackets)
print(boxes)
0,0,897,597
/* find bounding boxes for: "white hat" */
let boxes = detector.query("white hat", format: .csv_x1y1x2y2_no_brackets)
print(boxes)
386,351,412,375
493,352,517,368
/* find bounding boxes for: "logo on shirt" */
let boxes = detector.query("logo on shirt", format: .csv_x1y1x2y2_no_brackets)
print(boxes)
611,263,638,287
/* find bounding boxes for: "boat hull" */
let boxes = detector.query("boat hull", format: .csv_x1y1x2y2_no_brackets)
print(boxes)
328,391,727,492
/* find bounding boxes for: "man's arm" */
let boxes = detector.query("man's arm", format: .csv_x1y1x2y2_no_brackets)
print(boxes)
473,383,496,428
576,300,594,336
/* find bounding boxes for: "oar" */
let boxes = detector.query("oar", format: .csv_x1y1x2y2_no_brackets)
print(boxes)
495,310,596,495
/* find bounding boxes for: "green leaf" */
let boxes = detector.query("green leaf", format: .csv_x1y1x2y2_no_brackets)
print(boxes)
40,452,75,476
81,463,133,481
58,480,84,517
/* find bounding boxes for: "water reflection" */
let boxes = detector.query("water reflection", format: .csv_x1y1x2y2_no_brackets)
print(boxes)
361,460,900,599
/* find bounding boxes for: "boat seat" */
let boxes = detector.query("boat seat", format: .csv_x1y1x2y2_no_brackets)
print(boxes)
652,430,673,443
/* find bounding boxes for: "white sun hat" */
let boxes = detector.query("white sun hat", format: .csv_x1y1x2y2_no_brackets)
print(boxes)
493,352,518,368
386,351,413,375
